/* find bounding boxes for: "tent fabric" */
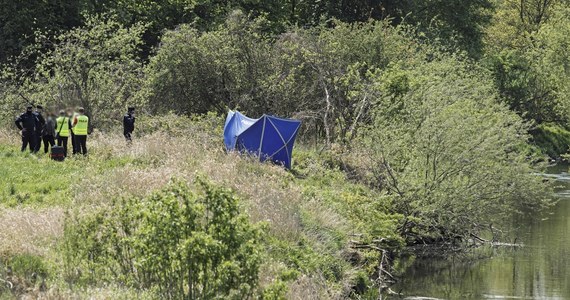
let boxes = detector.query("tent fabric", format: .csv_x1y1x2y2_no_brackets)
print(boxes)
223,111,301,169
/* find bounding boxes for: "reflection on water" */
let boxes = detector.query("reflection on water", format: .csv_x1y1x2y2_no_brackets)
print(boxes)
393,165,570,299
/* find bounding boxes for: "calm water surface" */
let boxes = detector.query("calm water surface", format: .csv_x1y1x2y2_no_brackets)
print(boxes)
393,165,570,299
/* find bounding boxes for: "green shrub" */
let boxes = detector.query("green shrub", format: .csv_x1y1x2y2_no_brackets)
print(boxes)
64,179,264,299
0,254,49,296
4,254,48,280
359,57,553,243
531,123,570,158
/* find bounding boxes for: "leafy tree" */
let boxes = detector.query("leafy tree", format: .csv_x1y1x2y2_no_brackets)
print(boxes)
64,179,263,299
141,16,427,144
525,5,570,124
410,0,494,56
1,17,146,129
488,4,570,126
288,0,493,56
140,11,273,116
263,21,430,144
358,57,552,243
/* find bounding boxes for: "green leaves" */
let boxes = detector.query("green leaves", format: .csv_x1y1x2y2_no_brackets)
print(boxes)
360,57,552,243
64,179,264,299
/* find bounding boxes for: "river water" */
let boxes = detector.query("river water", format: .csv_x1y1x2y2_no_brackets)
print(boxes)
392,165,570,299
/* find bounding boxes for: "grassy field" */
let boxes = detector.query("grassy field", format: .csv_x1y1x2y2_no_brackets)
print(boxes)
0,118,399,299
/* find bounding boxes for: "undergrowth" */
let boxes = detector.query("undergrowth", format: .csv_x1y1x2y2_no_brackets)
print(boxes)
0,115,400,299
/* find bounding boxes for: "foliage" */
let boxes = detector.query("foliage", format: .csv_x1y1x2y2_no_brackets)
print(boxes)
358,57,552,243
485,0,563,51
525,6,570,124
64,179,264,299
140,11,273,116
0,0,496,64
0,17,146,129
0,0,82,64
486,4,570,154
0,254,49,297
531,123,570,158
142,16,429,144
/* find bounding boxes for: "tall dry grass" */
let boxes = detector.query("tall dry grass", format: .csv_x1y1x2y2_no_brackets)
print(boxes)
0,207,64,257
74,129,304,241
1,121,304,249
0,129,17,147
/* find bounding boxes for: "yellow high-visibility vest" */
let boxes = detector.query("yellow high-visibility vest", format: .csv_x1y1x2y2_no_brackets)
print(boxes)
74,115,89,136
56,117,70,137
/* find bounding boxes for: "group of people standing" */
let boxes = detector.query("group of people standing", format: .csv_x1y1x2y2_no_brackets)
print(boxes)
15,105,136,157
15,106,90,156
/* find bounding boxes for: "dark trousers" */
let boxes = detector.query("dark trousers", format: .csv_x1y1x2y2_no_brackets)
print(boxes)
57,136,69,157
34,133,42,153
43,135,55,153
21,132,36,152
124,131,132,142
75,135,87,155
71,131,78,154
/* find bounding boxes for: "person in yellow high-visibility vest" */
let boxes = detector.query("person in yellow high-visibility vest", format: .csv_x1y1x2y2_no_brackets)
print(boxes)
72,107,89,156
55,110,70,157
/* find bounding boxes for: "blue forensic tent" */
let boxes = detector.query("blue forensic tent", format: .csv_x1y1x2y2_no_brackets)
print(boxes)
224,111,301,169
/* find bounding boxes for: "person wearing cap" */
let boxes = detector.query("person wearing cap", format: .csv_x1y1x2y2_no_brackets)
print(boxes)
42,111,56,154
33,105,46,153
123,107,136,142
55,110,70,157
72,107,89,155
15,105,39,152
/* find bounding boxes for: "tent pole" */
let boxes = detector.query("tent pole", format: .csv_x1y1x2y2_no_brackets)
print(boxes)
258,117,267,161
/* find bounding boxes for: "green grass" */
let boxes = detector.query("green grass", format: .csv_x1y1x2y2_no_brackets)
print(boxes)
0,142,141,208
0,145,82,207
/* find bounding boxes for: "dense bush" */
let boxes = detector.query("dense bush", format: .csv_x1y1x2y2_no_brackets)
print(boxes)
358,57,552,243
141,15,429,144
140,11,272,116
64,179,264,299
531,123,570,158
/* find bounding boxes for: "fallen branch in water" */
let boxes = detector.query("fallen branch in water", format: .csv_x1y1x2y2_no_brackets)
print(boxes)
349,239,398,299
469,233,524,248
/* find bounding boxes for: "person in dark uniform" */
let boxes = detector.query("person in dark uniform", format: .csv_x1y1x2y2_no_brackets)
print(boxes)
123,107,135,142
42,112,56,153
33,105,46,153
15,105,39,152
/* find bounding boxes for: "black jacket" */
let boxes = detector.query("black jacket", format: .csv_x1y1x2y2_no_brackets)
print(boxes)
123,113,135,133
34,112,45,134
15,112,39,133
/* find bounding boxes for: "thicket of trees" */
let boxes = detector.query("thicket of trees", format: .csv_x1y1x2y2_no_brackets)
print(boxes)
0,0,495,64
3,0,570,144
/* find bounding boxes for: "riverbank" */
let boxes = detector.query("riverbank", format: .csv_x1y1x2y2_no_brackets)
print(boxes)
392,164,570,299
